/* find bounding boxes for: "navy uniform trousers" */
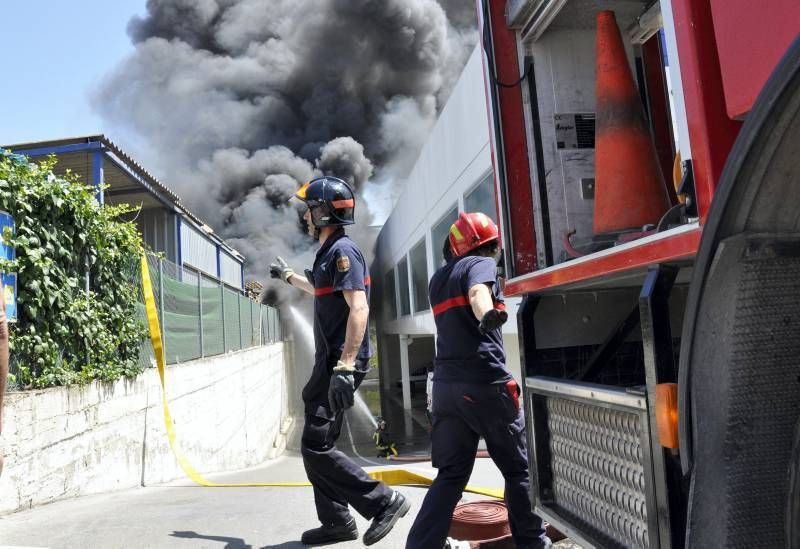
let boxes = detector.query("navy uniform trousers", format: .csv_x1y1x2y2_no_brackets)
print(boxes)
301,369,393,526
406,380,546,549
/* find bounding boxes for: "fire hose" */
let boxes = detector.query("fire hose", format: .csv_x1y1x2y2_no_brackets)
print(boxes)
140,256,503,498
385,451,492,463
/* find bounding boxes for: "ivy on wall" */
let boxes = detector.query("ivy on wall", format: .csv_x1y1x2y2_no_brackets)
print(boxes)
0,151,146,388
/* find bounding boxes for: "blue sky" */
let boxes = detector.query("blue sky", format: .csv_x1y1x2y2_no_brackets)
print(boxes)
0,0,146,145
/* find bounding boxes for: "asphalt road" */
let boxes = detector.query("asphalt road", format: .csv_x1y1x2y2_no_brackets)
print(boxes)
0,451,581,549
0,400,581,549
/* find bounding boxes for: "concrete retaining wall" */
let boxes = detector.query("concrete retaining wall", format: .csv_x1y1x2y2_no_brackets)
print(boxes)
0,343,289,514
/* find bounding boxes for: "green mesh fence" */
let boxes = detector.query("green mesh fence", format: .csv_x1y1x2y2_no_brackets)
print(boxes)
223,287,242,352
163,276,202,363
268,307,277,343
268,304,278,343
251,300,260,346
240,295,254,348
135,301,155,370
201,283,224,357
263,307,272,344
137,255,281,365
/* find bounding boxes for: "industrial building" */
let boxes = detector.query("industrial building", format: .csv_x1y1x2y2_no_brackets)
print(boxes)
5,135,245,291
373,45,525,417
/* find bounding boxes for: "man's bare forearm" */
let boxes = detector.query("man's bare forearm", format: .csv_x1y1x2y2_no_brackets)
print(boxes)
341,290,369,365
288,273,315,295
468,283,494,321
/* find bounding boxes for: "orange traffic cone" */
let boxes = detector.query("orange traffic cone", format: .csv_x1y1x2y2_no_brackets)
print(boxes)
593,10,673,235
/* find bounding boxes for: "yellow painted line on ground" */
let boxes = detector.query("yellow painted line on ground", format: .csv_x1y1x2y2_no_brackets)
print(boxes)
140,256,502,498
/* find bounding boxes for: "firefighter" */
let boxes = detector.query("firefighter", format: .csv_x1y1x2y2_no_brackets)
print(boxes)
406,212,550,549
373,417,398,458
270,176,410,546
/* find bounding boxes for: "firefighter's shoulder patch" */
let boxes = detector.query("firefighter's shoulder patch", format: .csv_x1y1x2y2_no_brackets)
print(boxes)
336,255,351,273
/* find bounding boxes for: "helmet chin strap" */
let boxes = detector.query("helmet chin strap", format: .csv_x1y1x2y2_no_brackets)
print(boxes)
309,206,322,240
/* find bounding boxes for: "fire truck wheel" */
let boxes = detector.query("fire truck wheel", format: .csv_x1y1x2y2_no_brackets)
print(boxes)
788,419,800,547
679,36,800,548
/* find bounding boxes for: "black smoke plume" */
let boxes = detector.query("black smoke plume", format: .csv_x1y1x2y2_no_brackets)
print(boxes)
96,0,477,299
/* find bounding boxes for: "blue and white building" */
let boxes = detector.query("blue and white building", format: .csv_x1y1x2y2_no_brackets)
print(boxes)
373,45,524,414
5,135,245,290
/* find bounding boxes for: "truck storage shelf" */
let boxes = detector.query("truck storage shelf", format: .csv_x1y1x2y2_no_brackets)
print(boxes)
505,222,702,295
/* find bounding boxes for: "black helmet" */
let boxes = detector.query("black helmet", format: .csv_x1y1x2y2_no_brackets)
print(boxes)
294,176,355,227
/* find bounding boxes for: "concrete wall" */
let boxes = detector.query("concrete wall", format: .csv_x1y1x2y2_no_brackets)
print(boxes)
0,344,289,515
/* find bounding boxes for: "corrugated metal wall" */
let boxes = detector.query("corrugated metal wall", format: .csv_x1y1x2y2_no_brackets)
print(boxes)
219,251,242,288
137,208,177,262
181,222,217,276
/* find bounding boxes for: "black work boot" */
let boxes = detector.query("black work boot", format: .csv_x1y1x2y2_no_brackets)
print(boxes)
301,518,358,545
363,491,411,546
520,536,554,549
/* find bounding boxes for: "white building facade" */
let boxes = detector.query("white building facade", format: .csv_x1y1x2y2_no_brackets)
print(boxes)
373,45,524,413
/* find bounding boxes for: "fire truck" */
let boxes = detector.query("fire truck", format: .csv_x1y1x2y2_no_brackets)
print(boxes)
476,0,800,547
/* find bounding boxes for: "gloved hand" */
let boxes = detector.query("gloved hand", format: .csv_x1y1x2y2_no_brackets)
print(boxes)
479,308,508,335
269,256,295,284
328,361,356,413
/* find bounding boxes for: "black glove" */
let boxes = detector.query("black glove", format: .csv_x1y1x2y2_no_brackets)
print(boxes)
479,308,508,335
328,361,356,413
269,256,295,283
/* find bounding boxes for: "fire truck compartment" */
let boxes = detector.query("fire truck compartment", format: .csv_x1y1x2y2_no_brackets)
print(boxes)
499,0,690,280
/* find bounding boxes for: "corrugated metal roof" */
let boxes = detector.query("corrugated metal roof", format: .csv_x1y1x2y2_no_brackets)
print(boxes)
2,134,244,261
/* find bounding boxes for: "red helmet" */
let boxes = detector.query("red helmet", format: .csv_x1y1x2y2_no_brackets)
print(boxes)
448,212,499,257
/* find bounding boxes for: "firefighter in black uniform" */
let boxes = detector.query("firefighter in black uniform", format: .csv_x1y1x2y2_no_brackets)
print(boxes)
373,417,398,458
270,176,410,546
406,212,550,549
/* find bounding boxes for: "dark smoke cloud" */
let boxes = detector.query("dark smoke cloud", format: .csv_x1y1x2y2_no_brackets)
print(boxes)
95,0,477,299
316,138,374,194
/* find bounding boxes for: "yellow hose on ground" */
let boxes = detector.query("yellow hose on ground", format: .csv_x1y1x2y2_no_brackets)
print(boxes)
140,255,503,498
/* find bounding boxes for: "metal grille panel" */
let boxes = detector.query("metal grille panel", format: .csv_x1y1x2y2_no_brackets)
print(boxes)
527,377,656,549
547,397,649,547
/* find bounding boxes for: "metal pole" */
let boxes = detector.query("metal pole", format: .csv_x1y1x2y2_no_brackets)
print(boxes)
221,281,227,352
158,258,166,360
399,334,412,410
198,274,204,358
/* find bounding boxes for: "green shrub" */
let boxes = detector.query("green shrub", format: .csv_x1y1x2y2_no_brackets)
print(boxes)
0,151,146,388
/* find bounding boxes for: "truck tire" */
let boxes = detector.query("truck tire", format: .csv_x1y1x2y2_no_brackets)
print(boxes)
678,36,800,548
788,419,800,548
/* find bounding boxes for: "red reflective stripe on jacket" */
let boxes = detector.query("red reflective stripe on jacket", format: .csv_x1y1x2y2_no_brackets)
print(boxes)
315,286,335,296
433,295,506,317
314,277,371,297
432,295,470,316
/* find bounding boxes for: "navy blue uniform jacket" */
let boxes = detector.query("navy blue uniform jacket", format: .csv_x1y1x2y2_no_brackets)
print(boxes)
303,230,372,408
428,255,511,384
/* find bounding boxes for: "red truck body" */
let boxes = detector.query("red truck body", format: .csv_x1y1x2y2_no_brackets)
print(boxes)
478,1,800,546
